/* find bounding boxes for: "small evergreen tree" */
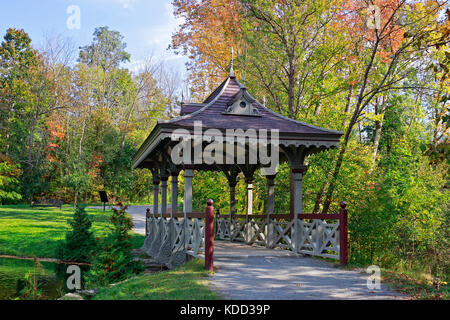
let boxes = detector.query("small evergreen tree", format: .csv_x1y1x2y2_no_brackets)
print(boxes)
57,204,96,262
87,203,142,286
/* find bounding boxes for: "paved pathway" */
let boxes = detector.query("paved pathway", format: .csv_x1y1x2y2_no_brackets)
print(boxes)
209,241,405,300
89,204,156,235
98,205,405,300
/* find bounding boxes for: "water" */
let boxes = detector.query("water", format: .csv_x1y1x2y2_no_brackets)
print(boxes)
0,257,84,300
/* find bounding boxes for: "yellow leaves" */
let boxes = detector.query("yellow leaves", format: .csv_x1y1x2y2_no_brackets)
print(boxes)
361,111,385,126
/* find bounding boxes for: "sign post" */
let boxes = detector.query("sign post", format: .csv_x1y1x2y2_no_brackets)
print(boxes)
99,191,108,211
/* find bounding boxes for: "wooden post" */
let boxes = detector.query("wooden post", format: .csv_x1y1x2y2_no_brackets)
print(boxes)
153,179,160,217
339,201,348,266
184,166,194,214
291,167,306,252
205,199,215,271
171,172,179,215
245,179,254,244
229,182,236,242
161,176,168,216
266,175,276,248
145,208,151,236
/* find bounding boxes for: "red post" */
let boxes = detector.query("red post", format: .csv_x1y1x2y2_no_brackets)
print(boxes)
339,201,348,266
205,199,215,271
145,208,151,236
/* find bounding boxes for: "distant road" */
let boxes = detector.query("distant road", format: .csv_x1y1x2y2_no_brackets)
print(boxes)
88,204,169,235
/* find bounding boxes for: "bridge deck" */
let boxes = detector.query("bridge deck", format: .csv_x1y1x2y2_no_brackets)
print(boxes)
206,241,405,300
104,206,405,300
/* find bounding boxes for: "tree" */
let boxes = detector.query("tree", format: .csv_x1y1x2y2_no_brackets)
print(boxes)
57,204,96,263
321,0,449,213
0,153,22,204
87,203,143,286
79,26,130,71
171,0,243,99
242,0,349,118
0,28,38,156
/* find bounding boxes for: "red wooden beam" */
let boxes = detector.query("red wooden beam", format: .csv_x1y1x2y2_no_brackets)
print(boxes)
159,212,206,219
297,213,340,220
205,199,215,271
339,202,348,265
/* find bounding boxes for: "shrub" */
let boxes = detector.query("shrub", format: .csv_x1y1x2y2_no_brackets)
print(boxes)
87,203,143,286
57,204,96,263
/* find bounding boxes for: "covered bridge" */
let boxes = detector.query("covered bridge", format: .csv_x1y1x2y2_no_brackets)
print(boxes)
132,69,347,268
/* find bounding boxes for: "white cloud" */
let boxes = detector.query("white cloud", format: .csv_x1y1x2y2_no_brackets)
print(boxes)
145,2,183,49
119,0,137,9
126,1,187,77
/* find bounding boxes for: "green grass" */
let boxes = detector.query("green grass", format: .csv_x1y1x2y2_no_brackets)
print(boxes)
93,259,220,300
0,204,145,259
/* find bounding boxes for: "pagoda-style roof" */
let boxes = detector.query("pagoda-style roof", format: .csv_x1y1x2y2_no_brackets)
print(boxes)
180,103,205,116
167,76,342,135
133,75,343,170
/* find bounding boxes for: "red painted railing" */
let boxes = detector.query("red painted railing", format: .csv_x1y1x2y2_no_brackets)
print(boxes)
146,200,348,267
214,202,349,266
205,199,215,271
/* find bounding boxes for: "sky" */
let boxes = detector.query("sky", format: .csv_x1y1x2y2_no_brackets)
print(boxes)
0,0,187,75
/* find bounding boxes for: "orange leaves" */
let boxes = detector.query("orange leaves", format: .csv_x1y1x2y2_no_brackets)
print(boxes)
171,0,243,96
88,154,103,178
46,117,65,143
336,0,406,63
44,116,65,163
47,143,59,149
90,154,103,168
46,154,59,163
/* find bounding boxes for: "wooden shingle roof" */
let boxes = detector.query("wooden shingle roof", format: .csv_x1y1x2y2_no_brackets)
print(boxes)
160,76,343,137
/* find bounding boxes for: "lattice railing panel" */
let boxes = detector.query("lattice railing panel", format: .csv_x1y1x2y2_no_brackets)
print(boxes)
145,213,343,266
215,215,341,260
230,218,246,242
296,219,340,259
142,216,205,268
185,217,205,256
216,218,231,240
246,219,267,246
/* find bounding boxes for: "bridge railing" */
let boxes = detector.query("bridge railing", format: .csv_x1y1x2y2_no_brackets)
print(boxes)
142,201,348,268
216,202,348,265
142,210,206,269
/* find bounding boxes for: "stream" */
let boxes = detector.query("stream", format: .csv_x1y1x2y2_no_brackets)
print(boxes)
0,257,88,300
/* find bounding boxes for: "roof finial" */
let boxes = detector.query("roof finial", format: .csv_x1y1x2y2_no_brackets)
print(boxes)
229,47,235,77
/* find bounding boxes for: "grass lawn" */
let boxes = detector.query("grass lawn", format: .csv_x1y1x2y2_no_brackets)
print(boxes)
0,204,145,259
93,259,220,300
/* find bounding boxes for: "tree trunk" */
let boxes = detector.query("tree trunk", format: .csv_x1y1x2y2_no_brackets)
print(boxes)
288,53,296,117
322,112,358,214
313,183,327,213
370,119,383,172
79,116,86,157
